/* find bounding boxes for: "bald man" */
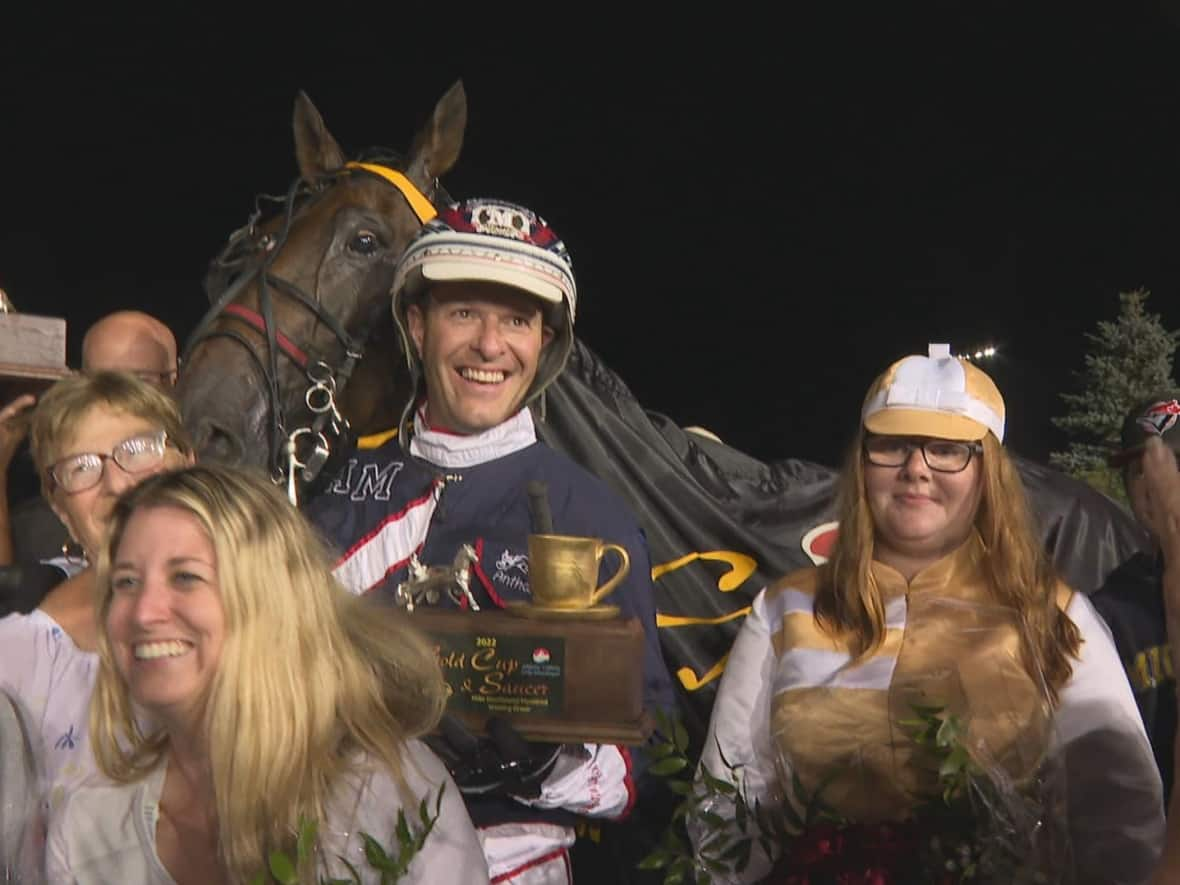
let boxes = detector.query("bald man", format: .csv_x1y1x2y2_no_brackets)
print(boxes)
80,310,178,387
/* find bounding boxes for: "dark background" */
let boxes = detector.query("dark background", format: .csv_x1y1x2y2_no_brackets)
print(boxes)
3,5,1180,468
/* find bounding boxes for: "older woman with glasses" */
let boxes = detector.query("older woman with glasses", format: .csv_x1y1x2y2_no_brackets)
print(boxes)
0,371,193,821
691,345,1163,884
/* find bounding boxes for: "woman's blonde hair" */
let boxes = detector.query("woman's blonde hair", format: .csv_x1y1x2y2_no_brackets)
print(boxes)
29,371,193,495
89,464,448,883
814,429,1082,703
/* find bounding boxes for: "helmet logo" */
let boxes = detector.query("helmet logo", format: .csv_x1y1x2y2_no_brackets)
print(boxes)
1137,399,1180,437
473,204,532,240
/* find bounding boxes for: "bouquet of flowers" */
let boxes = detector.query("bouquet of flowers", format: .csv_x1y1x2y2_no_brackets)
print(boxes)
639,705,1066,885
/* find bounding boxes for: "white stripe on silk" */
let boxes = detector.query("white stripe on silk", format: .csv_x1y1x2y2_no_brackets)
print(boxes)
332,491,438,595
774,648,898,692
884,595,907,629
763,588,817,622
764,588,907,630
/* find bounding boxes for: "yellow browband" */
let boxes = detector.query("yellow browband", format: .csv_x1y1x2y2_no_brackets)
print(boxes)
343,161,438,223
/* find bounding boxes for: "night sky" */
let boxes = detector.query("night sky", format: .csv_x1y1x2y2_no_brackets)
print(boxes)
3,6,1180,469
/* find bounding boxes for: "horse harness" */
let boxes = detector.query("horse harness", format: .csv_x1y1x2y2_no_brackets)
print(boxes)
183,159,441,506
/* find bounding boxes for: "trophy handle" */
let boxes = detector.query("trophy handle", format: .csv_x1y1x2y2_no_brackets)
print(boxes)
590,543,631,605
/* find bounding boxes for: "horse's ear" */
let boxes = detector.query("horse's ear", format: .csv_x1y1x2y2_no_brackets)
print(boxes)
406,79,467,188
293,90,347,180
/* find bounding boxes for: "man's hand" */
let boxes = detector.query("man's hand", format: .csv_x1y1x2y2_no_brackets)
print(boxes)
0,394,35,474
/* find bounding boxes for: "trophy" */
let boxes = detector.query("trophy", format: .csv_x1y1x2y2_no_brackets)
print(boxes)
0,289,72,402
405,483,654,746
504,533,630,618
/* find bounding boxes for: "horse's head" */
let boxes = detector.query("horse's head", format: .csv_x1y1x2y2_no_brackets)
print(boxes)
176,82,466,494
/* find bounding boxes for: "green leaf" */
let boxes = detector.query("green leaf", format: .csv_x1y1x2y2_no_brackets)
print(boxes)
648,741,676,759
936,714,966,749
702,855,730,874
637,850,672,870
939,745,971,779
696,810,726,829
698,830,729,856
335,853,364,884
673,719,690,754
670,856,695,875
297,817,318,867
734,795,748,832
395,809,413,850
248,873,268,885
361,832,396,872
665,778,693,796
720,837,750,861
649,756,689,776
267,850,297,885
700,768,736,795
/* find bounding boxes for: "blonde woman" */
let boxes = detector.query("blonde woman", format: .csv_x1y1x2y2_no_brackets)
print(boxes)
46,464,486,884
0,371,194,818
693,345,1163,884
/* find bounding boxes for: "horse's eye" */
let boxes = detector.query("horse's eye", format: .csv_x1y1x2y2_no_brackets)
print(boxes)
348,230,379,255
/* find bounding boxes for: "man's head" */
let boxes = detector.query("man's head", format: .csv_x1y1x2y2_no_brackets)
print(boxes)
81,311,179,388
390,198,576,434
1109,393,1180,539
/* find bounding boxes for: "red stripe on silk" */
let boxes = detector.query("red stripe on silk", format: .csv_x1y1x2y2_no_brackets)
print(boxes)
489,847,571,884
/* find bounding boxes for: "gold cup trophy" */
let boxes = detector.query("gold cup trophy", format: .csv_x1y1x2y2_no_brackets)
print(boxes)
406,520,654,745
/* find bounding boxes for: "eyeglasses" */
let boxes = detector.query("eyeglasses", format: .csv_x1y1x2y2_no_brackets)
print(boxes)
49,430,171,493
863,435,983,474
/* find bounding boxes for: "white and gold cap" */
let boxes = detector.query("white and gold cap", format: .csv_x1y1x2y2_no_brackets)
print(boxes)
861,343,1005,442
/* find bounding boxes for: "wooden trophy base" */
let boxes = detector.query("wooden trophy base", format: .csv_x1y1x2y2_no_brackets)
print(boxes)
0,314,71,403
408,607,653,745
0,363,73,403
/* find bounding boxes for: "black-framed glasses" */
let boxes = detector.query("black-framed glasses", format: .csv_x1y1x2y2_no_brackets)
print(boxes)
863,435,983,474
49,430,171,493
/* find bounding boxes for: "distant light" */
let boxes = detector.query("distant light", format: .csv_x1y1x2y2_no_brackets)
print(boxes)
955,344,998,362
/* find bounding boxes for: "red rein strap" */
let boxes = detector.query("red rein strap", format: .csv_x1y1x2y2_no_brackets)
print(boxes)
222,303,310,367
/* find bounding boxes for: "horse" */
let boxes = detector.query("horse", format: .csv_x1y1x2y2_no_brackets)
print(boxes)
175,80,466,501
176,89,1149,744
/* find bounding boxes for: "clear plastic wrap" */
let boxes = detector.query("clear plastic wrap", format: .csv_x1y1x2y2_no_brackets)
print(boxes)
691,594,1075,884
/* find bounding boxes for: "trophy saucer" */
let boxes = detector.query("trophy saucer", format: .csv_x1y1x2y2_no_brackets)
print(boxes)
503,601,621,621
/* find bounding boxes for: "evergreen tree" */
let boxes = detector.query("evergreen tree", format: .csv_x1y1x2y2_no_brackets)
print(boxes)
1050,289,1177,501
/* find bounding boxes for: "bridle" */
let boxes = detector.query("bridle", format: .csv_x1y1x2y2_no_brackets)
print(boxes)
182,156,441,505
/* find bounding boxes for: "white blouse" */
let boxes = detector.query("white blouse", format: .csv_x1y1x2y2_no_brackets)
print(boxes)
0,608,99,815
46,740,490,884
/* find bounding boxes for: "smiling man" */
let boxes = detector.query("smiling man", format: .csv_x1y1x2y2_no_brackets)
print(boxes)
305,197,676,885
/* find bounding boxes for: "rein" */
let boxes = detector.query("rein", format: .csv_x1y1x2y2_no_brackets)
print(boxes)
182,159,438,505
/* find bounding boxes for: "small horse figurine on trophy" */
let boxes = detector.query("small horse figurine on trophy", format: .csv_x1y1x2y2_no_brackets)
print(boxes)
395,544,481,613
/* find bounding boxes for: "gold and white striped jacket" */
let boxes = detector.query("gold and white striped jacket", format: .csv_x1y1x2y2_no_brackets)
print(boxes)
695,535,1164,884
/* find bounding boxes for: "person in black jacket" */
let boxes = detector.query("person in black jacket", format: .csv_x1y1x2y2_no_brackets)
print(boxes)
1093,393,1180,802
